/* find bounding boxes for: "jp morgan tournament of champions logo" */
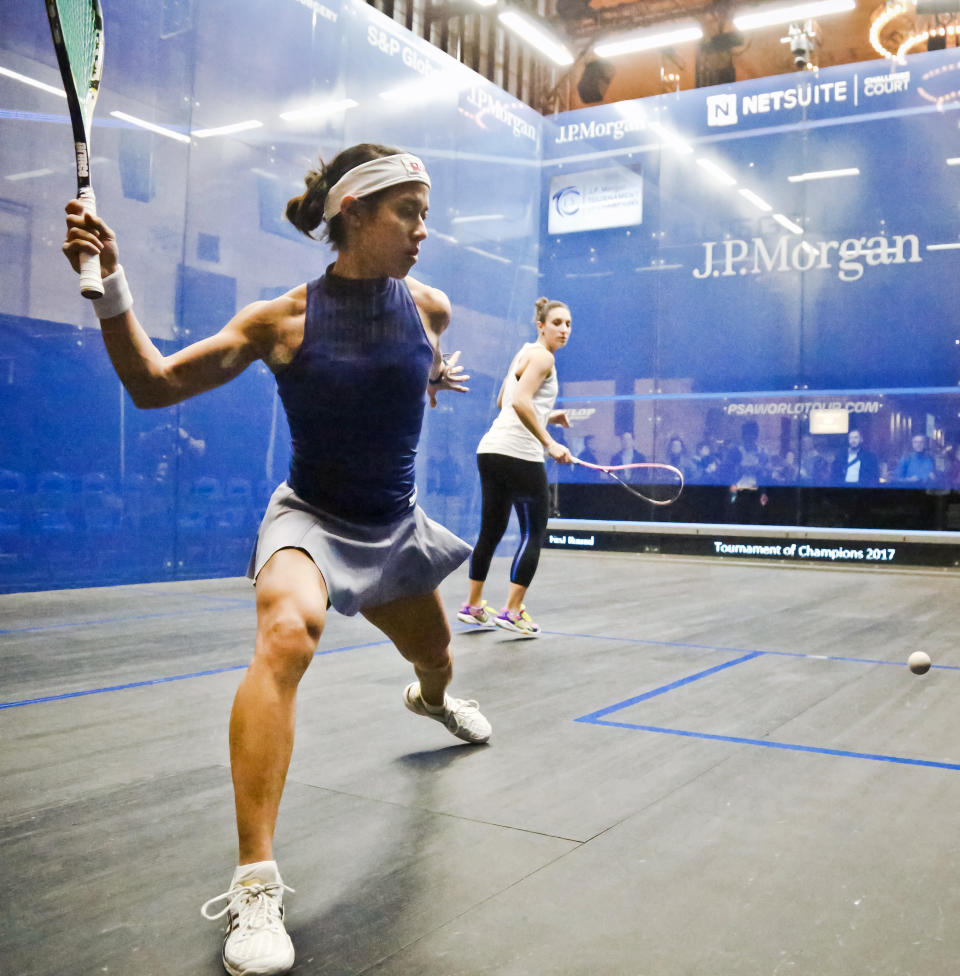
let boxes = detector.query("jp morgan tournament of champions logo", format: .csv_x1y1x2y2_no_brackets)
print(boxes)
552,185,582,219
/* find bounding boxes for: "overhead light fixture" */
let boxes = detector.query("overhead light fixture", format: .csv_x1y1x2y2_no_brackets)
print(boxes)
192,120,263,138
788,167,859,181
772,212,804,234
738,187,773,211
498,10,574,65
451,213,507,224
279,98,357,121
380,69,469,103
733,0,854,32
469,0,497,6
594,20,703,58
648,121,693,154
948,157,960,165
110,110,192,144
0,65,66,98
696,157,737,186
5,168,56,181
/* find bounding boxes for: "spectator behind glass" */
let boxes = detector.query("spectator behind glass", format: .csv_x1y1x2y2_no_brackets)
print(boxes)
610,431,646,482
665,435,695,482
894,433,936,484
771,449,799,484
693,440,720,483
723,420,770,488
831,429,879,486
799,434,831,485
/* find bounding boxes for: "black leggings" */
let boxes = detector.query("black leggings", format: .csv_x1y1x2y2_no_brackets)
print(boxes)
468,452,549,588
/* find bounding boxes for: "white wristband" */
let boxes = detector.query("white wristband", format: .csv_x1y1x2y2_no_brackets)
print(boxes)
91,266,133,320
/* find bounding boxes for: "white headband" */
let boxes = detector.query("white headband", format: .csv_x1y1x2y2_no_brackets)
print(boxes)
322,153,431,222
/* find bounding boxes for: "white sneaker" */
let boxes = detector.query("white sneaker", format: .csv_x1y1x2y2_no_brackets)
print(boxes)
403,682,492,744
201,861,295,976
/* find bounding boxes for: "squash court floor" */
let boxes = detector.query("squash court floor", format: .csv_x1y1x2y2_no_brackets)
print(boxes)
4,550,960,976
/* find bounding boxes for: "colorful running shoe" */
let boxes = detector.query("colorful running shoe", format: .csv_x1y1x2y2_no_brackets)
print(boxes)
456,600,496,628
494,605,541,637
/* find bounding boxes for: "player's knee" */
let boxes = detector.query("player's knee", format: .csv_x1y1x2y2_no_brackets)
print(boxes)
256,607,323,681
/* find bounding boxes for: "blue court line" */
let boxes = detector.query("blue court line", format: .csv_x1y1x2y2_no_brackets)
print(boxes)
0,638,390,710
544,629,960,672
0,602,255,636
579,720,960,772
556,385,960,404
575,651,960,771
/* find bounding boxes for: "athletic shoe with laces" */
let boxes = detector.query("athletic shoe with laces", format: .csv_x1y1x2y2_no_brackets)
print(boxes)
201,861,295,976
456,600,496,628
403,682,492,744
494,605,541,637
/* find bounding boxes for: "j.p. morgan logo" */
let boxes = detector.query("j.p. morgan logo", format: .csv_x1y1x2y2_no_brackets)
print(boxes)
693,233,921,283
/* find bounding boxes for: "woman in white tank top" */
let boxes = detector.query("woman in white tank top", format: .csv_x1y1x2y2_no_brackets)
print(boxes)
458,298,573,636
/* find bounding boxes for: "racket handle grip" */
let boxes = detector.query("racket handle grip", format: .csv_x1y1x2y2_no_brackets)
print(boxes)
77,187,104,300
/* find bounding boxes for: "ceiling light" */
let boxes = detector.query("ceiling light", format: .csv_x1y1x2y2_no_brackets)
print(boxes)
787,167,859,181
738,187,773,211
733,0,855,32
594,20,703,58
648,121,693,154
279,98,357,121
380,69,469,103
0,65,66,98
948,157,960,165
192,120,263,138
696,157,737,186
498,10,574,65
109,111,192,144
5,168,56,181
451,214,507,224
772,212,804,234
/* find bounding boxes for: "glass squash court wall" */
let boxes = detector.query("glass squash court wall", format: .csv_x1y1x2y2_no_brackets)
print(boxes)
2,1,960,593
0,0,541,591
541,52,960,534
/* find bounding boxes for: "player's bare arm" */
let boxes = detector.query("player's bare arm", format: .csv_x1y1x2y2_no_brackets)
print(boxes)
511,346,569,462
63,200,303,409
407,275,469,405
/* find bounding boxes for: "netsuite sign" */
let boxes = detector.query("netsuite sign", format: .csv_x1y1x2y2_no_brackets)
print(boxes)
692,233,922,283
707,71,911,126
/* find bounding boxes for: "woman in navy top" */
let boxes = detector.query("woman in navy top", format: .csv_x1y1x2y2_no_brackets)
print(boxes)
63,143,490,976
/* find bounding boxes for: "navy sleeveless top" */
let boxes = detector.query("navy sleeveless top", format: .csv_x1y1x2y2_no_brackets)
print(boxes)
275,265,434,524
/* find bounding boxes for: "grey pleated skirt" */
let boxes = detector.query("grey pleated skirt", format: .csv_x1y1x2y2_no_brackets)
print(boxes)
247,482,471,616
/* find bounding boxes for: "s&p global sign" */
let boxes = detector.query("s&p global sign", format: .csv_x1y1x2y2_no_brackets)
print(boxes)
548,166,643,234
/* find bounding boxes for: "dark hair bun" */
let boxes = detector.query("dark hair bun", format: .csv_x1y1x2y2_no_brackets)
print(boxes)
285,166,328,238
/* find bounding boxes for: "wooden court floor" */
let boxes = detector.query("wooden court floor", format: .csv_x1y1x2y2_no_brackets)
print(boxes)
3,550,960,976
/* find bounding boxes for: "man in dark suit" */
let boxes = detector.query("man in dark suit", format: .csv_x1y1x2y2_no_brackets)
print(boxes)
832,429,879,486
610,431,646,482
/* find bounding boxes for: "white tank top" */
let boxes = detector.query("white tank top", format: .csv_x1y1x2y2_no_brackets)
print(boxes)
477,343,559,463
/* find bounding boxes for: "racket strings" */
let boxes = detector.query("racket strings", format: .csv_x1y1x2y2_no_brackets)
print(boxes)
570,458,684,506
56,0,102,102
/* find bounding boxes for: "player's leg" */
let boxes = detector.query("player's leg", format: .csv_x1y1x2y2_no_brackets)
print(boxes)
495,461,549,637
363,589,491,743
459,453,512,627
231,547,327,863
201,547,326,976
